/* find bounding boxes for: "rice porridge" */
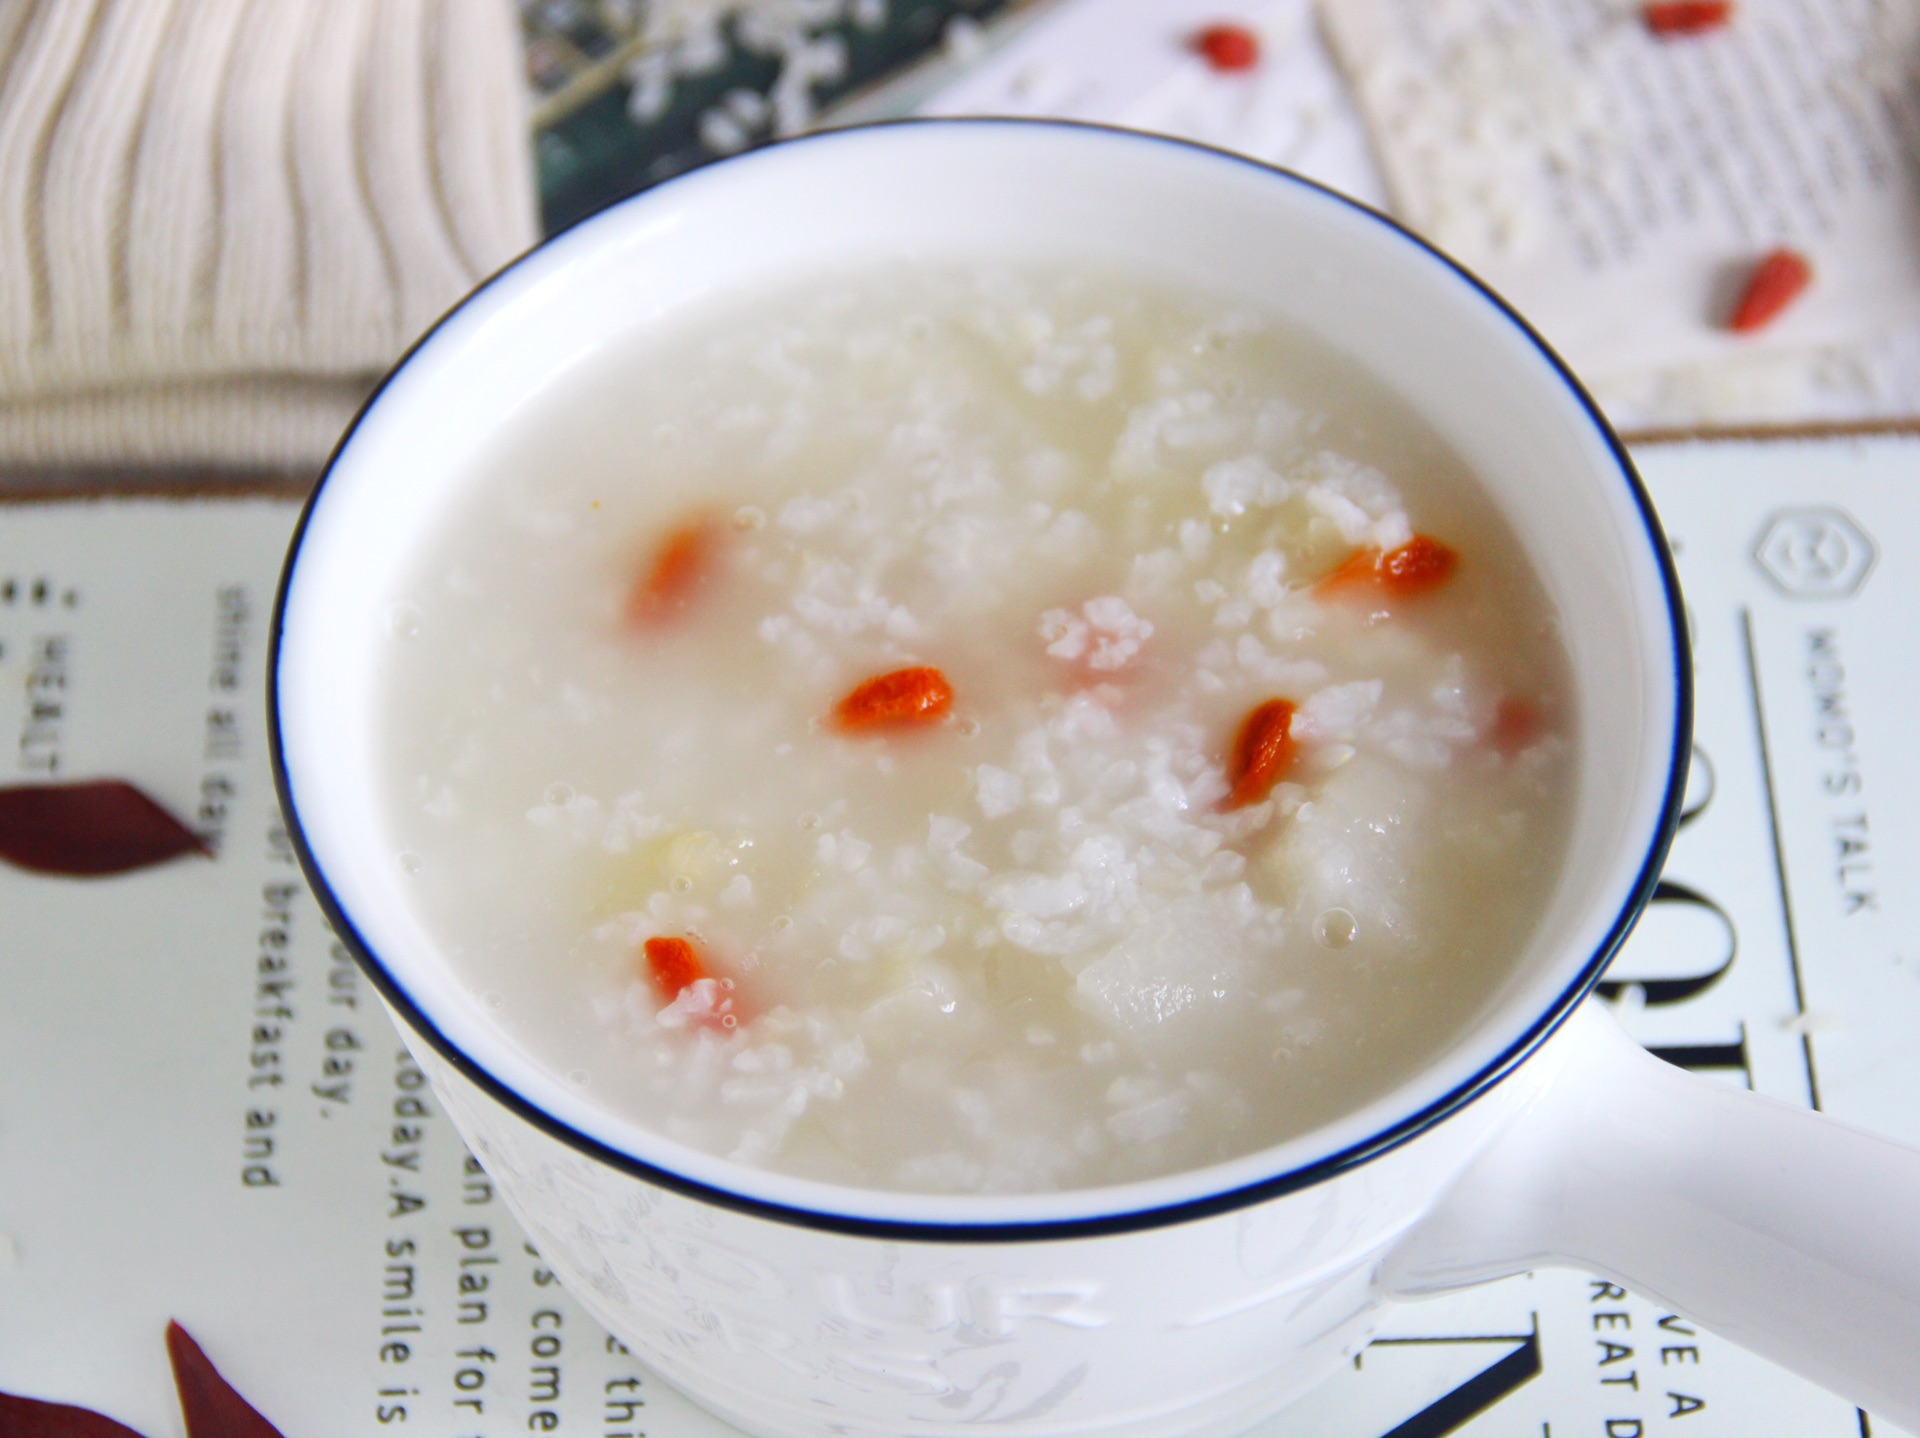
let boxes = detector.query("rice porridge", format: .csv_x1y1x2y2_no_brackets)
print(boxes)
379,265,1573,1194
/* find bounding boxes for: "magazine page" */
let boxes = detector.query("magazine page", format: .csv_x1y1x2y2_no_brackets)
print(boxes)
1,435,1915,1434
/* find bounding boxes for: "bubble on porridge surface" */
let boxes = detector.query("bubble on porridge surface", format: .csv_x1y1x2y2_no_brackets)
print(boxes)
1314,908,1358,949
567,1068,590,1086
397,850,421,875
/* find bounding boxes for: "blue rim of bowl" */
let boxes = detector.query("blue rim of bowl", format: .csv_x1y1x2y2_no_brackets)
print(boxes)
268,116,1693,1243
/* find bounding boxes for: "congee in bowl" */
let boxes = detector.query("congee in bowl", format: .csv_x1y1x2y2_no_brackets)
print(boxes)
377,262,1573,1195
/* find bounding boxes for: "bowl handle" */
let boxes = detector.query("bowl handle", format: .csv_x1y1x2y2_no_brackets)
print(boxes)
1378,998,1920,1428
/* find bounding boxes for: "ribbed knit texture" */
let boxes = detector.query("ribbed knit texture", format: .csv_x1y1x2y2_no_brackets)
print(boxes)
0,0,537,469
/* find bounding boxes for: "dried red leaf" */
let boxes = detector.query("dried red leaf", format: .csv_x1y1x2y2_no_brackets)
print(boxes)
1316,535,1459,601
833,666,954,731
165,1321,285,1438
1193,23,1260,71
1728,248,1812,332
626,515,725,628
1643,1,1732,36
644,935,708,1000
0,781,210,877
0,1391,150,1437
1221,698,1297,811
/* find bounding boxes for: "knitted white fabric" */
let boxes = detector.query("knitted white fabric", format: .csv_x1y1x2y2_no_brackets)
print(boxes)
0,0,537,469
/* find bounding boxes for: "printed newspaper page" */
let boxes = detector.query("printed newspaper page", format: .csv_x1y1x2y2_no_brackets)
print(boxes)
918,0,1390,210
0,436,1915,1435
1320,0,1920,383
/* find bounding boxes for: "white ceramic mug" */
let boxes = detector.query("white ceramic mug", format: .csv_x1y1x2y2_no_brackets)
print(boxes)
270,120,1920,1438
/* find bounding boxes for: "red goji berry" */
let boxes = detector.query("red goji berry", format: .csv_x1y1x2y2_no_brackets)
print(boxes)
1379,535,1458,594
627,515,723,628
644,935,708,1000
833,666,954,731
644,937,744,1029
1728,248,1812,333
1314,546,1382,596
1193,23,1260,72
1221,698,1297,811
1490,697,1544,756
1643,1,1733,36
1316,534,1459,600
